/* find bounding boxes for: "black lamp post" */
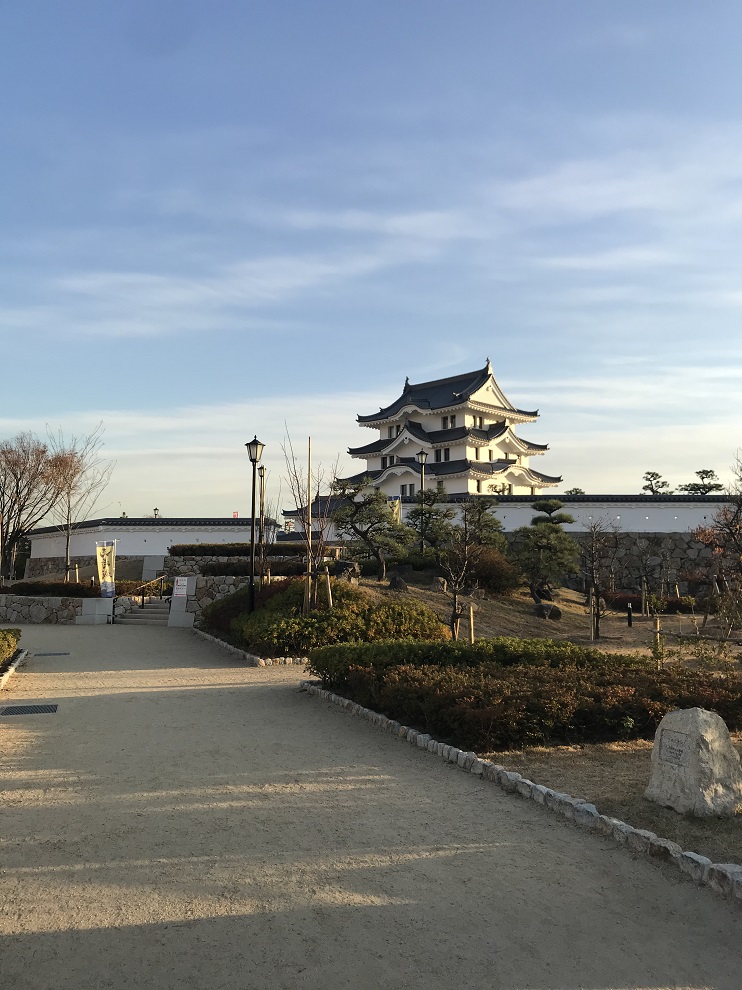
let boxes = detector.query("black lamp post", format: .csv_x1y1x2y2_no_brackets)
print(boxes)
416,449,428,553
258,464,266,573
153,507,159,519
245,436,265,611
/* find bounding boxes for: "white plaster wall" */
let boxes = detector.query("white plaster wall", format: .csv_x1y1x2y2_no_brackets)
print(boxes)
400,499,725,534
29,525,260,559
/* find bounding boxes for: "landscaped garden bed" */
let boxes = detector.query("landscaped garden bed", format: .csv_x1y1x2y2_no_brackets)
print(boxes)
0,628,21,674
307,637,742,751
200,577,449,655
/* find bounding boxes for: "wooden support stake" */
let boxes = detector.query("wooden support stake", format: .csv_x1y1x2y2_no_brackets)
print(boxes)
468,604,475,644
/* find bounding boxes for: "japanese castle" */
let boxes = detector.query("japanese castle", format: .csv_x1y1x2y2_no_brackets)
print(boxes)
343,359,561,498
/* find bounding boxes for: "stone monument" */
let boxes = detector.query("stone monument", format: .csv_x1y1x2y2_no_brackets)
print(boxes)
644,708,742,816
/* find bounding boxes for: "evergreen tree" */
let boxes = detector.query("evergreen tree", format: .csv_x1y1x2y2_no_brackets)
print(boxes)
642,471,673,495
678,469,724,495
406,485,456,553
333,480,414,581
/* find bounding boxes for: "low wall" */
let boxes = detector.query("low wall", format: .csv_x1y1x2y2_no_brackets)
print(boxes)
164,555,250,577
183,574,293,625
26,555,140,579
0,595,84,624
185,576,252,622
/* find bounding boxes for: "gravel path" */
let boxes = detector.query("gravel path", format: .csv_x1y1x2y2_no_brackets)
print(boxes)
0,624,739,989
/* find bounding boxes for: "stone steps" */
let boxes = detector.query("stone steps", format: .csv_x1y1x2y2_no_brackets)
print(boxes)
115,600,171,626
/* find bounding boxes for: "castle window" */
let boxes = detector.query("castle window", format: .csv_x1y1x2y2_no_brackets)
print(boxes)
396,424,402,435
435,449,442,463
381,456,388,469
476,480,482,493
441,416,448,430
450,415,456,428
388,426,393,439
488,449,493,461
443,448,450,461
475,447,480,460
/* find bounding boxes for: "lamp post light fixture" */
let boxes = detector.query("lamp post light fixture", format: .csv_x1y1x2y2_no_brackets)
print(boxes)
245,436,265,612
153,508,159,519
258,464,267,574
416,449,428,553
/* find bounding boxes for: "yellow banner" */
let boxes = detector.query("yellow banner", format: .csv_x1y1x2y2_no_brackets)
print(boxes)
388,496,402,524
96,542,116,598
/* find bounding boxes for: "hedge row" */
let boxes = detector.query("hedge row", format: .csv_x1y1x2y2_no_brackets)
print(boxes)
603,592,697,614
168,542,309,558
307,637,652,687
0,628,21,667
338,662,742,750
3,581,100,598
200,560,306,577
0,579,170,599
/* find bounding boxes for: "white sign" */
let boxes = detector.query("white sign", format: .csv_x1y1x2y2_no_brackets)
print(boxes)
173,577,189,597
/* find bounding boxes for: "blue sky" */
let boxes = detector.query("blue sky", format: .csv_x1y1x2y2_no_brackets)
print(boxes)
1,1,741,515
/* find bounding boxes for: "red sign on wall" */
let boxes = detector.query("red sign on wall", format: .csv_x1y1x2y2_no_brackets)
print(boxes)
233,511,239,518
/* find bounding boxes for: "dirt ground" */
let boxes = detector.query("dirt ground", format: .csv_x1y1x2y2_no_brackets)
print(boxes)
491,736,742,867
1,624,740,990
398,580,742,659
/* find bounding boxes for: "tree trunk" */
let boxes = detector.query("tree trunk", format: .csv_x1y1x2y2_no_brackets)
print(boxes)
64,504,72,582
375,552,386,582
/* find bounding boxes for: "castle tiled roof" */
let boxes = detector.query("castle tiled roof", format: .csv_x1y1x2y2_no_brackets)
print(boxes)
357,362,537,424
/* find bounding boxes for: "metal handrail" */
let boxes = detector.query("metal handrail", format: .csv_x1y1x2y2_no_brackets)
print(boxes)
112,576,169,623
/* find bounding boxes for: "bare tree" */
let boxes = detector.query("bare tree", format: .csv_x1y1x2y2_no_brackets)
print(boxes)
691,452,742,638
282,430,340,610
580,517,620,640
0,432,69,578
47,424,114,581
436,502,491,639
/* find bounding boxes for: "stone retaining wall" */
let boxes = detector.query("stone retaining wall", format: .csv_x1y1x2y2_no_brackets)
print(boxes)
26,555,140,579
164,555,251,577
0,595,84,624
504,531,717,593
185,575,252,621
164,554,301,577
184,575,298,629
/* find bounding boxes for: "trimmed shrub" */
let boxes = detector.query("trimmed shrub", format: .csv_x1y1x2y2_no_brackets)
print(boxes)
308,637,652,687
200,560,251,576
168,542,310,558
338,662,742,751
207,579,449,655
5,581,100,598
201,586,253,638
470,547,520,595
0,628,21,667
115,579,174,597
603,592,697,614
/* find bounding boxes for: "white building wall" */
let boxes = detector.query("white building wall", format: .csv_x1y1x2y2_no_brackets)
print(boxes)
399,499,725,534
29,524,262,559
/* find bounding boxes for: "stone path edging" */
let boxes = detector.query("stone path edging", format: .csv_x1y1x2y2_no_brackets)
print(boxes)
301,679,742,906
0,649,29,691
192,627,306,666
